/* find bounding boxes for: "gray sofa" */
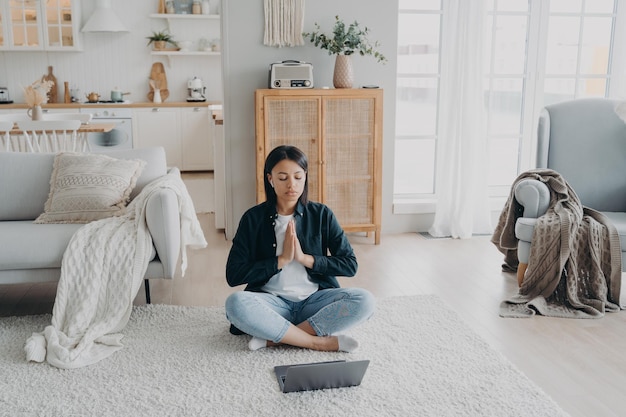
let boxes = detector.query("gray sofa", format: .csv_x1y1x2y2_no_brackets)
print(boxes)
514,98,626,283
0,147,182,303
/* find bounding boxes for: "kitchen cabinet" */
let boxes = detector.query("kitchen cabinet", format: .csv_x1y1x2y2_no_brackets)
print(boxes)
255,88,383,244
0,0,82,51
181,106,213,170
134,107,182,168
134,106,213,171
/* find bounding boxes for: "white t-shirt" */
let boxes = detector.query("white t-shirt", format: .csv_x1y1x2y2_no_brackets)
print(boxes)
261,214,318,302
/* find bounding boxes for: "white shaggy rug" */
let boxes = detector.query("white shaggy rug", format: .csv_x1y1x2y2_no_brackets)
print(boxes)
0,295,569,417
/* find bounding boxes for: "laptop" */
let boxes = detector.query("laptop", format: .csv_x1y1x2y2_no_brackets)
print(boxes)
274,359,370,393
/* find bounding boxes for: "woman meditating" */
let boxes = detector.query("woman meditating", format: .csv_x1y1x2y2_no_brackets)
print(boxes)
225,145,375,352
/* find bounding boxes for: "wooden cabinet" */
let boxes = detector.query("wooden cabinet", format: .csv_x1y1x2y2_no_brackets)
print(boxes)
255,88,383,244
0,0,82,51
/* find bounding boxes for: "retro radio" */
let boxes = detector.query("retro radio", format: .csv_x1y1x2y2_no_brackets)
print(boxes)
269,60,314,89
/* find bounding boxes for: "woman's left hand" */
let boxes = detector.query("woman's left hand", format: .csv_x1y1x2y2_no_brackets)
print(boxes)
291,219,315,269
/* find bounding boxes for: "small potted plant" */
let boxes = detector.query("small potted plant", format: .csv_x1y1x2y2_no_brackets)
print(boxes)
303,15,386,88
146,30,177,51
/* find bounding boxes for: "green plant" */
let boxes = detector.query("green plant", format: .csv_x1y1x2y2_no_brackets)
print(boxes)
146,30,176,47
303,15,387,63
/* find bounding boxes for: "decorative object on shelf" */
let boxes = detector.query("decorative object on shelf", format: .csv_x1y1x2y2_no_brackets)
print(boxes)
147,63,170,102
263,0,305,47
42,66,57,103
158,0,166,13
177,0,192,14
146,30,177,51
64,81,71,104
165,1,176,14
198,37,211,51
333,55,354,89
303,15,387,88
177,40,192,52
23,79,53,120
192,0,202,14
201,0,210,14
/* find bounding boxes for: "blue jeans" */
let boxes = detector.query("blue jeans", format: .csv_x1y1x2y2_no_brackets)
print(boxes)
225,288,376,343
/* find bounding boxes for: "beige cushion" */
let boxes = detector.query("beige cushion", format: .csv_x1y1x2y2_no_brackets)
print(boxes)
34,152,146,224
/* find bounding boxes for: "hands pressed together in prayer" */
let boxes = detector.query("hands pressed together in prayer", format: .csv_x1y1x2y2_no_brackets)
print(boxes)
278,219,314,270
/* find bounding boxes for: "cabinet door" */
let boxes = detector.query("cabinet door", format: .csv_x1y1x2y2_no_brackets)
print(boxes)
0,0,81,51
322,97,378,227
181,106,213,171
256,95,322,203
5,0,43,49
134,107,181,168
0,4,6,48
44,0,81,50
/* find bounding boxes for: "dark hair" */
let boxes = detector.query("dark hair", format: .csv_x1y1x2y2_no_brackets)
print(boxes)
263,145,309,206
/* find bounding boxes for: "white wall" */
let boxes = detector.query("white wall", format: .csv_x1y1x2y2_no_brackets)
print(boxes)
0,0,428,237
222,0,413,239
0,1,223,104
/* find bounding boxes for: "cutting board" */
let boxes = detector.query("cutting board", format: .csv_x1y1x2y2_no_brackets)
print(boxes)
42,66,58,103
147,62,169,102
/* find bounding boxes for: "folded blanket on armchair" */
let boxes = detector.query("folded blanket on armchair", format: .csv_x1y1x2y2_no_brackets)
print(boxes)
24,170,207,368
492,169,622,318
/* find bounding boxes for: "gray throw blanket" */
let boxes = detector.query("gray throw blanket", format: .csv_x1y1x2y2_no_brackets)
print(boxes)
492,169,622,318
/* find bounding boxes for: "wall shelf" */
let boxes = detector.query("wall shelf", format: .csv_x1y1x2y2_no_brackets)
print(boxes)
149,13,220,19
149,13,220,33
150,51,220,56
148,13,221,66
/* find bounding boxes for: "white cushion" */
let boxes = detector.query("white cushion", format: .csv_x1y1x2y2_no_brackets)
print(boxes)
34,152,145,224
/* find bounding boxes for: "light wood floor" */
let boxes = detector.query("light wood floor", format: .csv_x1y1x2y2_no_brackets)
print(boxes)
2,181,626,417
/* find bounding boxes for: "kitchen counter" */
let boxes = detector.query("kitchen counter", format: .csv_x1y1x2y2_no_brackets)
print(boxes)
0,101,221,110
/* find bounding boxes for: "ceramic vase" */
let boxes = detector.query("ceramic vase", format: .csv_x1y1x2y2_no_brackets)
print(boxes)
333,55,354,89
153,89,162,103
27,105,42,121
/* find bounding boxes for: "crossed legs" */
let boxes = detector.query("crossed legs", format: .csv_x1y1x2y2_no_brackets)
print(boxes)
225,288,375,352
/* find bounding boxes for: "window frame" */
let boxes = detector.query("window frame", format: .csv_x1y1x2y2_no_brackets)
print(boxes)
394,0,624,214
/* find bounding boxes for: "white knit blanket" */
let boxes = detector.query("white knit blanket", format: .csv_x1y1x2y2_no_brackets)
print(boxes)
24,171,207,368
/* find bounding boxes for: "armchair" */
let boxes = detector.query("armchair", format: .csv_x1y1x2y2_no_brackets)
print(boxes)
513,98,626,285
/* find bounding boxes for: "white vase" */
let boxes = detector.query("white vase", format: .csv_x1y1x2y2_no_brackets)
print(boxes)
27,105,43,121
333,55,354,89
153,89,162,103
201,0,210,14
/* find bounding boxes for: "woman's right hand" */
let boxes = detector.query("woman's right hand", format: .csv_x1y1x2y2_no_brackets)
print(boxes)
278,220,296,269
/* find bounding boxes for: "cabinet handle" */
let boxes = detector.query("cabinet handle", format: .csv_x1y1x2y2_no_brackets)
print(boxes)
152,108,160,112
194,107,201,112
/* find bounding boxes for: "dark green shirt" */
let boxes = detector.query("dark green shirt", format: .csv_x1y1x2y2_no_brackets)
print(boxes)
226,201,358,292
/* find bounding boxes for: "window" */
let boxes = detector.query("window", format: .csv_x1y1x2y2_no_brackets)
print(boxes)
395,0,620,210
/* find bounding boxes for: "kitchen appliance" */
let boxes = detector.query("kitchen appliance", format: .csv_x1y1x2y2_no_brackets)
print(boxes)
187,77,206,102
80,107,133,150
269,60,314,89
0,87,12,104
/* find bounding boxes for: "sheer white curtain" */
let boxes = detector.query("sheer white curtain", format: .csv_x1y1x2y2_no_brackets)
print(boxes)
428,0,492,239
